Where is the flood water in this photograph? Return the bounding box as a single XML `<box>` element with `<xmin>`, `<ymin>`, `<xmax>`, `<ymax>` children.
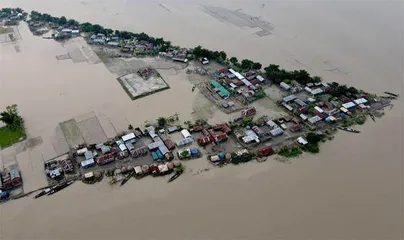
<box><xmin>0</xmin><ymin>0</ymin><xmax>403</xmax><ymax>239</ymax></box>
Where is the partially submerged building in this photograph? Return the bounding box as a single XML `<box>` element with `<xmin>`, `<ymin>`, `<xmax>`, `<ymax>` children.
<box><xmin>210</xmin><ymin>79</ymin><xmax>231</xmax><ymax>99</ymax></box>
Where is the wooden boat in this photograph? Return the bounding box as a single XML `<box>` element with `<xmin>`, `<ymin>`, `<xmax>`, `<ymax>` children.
<box><xmin>384</xmin><ymin>91</ymin><xmax>399</xmax><ymax>97</ymax></box>
<box><xmin>337</xmin><ymin>127</ymin><xmax>360</xmax><ymax>133</ymax></box>
<box><xmin>47</xmin><ymin>180</ymin><xmax>75</xmax><ymax>196</ymax></box>
<box><xmin>34</xmin><ymin>187</ymin><xmax>51</xmax><ymax>199</ymax></box>
<box><xmin>168</xmin><ymin>170</ymin><xmax>183</xmax><ymax>183</ymax></box>
<box><xmin>120</xmin><ymin>172</ymin><xmax>134</xmax><ymax>186</ymax></box>
<box><xmin>369</xmin><ymin>113</ymin><xmax>375</xmax><ymax>122</ymax></box>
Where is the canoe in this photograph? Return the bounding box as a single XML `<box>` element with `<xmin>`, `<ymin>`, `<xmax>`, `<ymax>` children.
<box><xmin>384</xmin><ymin>91</ymin><xmax>399</xmax><ymax>97</ymax></box>
<box><xmin>337</xmin><ymin>127</ymin><xmax>360</xmax><ymax>133</ymax></box>
<box><xmin>120</xmin><ymin>172</ymin><xmax>134</xmax><ymax>186</ymax></box>
<box><xmin>34</xmin><ymin>188</ymin><xmax>51</xmax><ymax>199</ymax></box>
<box><xmin>168</xmin><ymin>170</ymin><xmax>183</xmax><ymax>183</ymax></box>
<box><xmin>47</xmin><ymin>180</ymin><xmax>75</xmax><ymax>196</ymax></box>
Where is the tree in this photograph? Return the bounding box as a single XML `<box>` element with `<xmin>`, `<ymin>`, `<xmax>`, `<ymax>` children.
<box><xmin>58</xmin><ymin>16</ymin><xmax>67</xmax><ymax>25</ymax></box>
<box><xmin>181</xmin><ymin>150</ymin><xmax>190</xmax><ymax>158</ymax></box>
<box><xmin>312</xmin><ymin>76</ymin><xmax>322</xmax><ymax>83</ymax></box>
<box><xmin>157</xmin><ymin>117</ymin><xmax>167</xmax><ymax>128</ymax></box>
<box><xmin>306</xmin><ymin>132</ymin><xmax>322</xmax><ymax>144</ymax></box>
<box><xmin>241</xmin><ymin>59</ymin><xmax>254</xmax><ymax>70</ymax></box>
<box><xmin>67</xmin><ymin>19</ymin><xmax>79</xmax><ymax>27</ymax></box>
<box><xmin>219</xmin><ymin>51</ymin><xmax>227</xmax><ymax>61</ymax></box>
<box><xmin>290</xmin><ymin>69</ymin><xmax>311</xmax><ymax>84</ymax></box>
<box><xmin>229</xmin><ymin>57</ymin><xmax>238</xmax><ymax>65</ymax></box>
<box><xmin>0</xmin><ymin>104</ymin><xmax>24</xmax><ymax>131</ymax></box>
<box><xmin>252</xmin><ymin>62</ymin><xmax>262</xmax><ymax>70</ymax></box>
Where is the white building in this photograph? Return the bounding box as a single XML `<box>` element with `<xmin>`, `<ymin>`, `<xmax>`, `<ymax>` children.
<box><xmin>280</xmin><ymin>82</ymin><xmax>291</xmax><ymax>91</ymax></box>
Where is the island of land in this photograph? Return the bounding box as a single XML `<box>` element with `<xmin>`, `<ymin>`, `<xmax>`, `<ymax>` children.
<box><xmin>0</xmin><ymin>7</ymin><xmax>398</xmax><ymax>200</ymax></box>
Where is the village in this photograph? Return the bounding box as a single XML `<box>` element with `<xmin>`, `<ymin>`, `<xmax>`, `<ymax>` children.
<box><xmin>0</xmin><ymin>8</ymin><xmax>397</xmax><ymax>202</ymax></box>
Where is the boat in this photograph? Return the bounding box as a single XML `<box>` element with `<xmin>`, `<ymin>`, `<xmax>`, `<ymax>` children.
<box><xmin>384</xmin><ymin>91</ymin><xmax>399</xmax><ymax>97</ymax></box>
<box><xmin>34</xmin><ymin>187</ymin><xmax>51</xmax><ymax>199</ymax></box>
<box><xmin>337</xmin><ymin>127</ymin><xmax>360</xmax><ymax>133</ymax></box>
<box><xmin>167</xmin><ymin>170</ymin><xmax>183</xmax><ymax>183</ymax></box>
<box><xmin>120</xmin><ymin>172</ymin><xmax>134</xmax><ymax>186</ymax></box>
<box><xmin>47</xmin><ymin>180</ymin><xmax>75</xmax><ymax>196</ymax></box>
<box><xmin>369</xmin><ymin>113</ymin><xmax>376</xmax><ymax>122</ymax></box>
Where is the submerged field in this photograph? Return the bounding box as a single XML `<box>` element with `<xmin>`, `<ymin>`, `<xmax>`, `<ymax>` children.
<box><xmin>0</xmin><ymin>127</ymin><xmax>24</xmax><ymax>147</ymax></box>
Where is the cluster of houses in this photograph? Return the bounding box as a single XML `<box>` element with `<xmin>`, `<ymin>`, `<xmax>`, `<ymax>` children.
<box><xmin>279</xmin><ymin>80</ymin><xmax>370</xmax><ymax>126</ymax></box>
<box><xmin>53</xmin><ymin>27</ymin><xmax>80</xmax><ymax>40</ymax></box>
<box><xmin>210</xmin><ymin>67</ymin><xmax>267</xmax><ymax>102</ymax></box>
<box><xmin>88</xmin><ymin>33</ymin><xmax>156</xmax><ymax>54</ymax></box>
<box><xmin>159</xmin><ymin>48</ymin><xmax>189</xmax><ymax>63</ymax></box>
<box><xmin>195</xmin><ymin>123</ymin><xmax>231</xmax><ymax>146</ymax></box>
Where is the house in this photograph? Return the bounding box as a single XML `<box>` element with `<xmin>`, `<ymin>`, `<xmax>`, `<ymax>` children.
<box><xmin>342</xmin><ymin>101</ymin><xmax>356</xmax><ymax>109</ymax></box>
<box><xmin>210</xmin><ymin>79</ymin><xmax>231</xmax><ymax>99</ymax></box>
<box><xmin>314</xmin><ymin>106</ymin><xmax>324</xmax><ymax>114</ymax></box>
<box><xmin>270</xmin><ymin>127</ymin><xmax>284</xmax><ymax>137</ymax></box>
<box><xmin>256</xmin><ymin>75</ymin><xmax>265</xmax><ymax>82</ymax></box>
<box><xmin>282</xmin><ymin>95</ymin><xmax>297</xmax><ymax>103</ymax></box>
<box><xmin>299</xmin><ymin>114</ymin><xmax>308</xmax><ymax>121</ymax></box>
<box><xmin>311</xmin><ymin>88</ymin><xmax>324</xmax><ymax>95</ymax></box>
<box><xmin>228</xmin><ymin>69</ymin><xmax>245</xmax><ymax>80</ymax></box>
<box><xmin>265</xmin><ymin>120</ymin><xmax>278</xmax><ymax>129</ymax></box>
<box><xmin>252</xmin><ymin>126</ymin><xmax>264</xmax><ymax>136</ymax></box>
<box><xmin>294</xmin><ymin>99</ymin><xmax>307</xmax><ymax>107</ymax></box>
<box><xmin>242</xmin><ymin>130</ymin><xmax>260</xmax><ymax>144</ymax></box>
<box><xmin>308</xmin><ymin>116</ymin><xmax>322</xmax><ymax>125</ymax></box>
<box><xmin>297</xmin><ymin>137</ymin><xmax>308</xmax><ymax>145</ymax></box>
<box><xmin>280</xmin><ymin>82</ymin><xmax>291</xmax><ymax>91</ymax></box>
<box><xmin>290</xmin><ymin>124</ymin><xmax>302</xmax><ymax>132</ymax></box>
<box><xmin>122</xmin><ymin>133</ymin><xmax>136</xmax><ymax>143</ymax></box>
<box><xmin>241</xmin><ymin>107</ymin><xmax>256</xmax><ymax>117</ymax></box>
<box><xmin>201</xmin><ymin>57</ymin><xmax>209</xmax><ymax>65</ymax></box>
<box><xmin>181</xmin><ymin>129</ymin><xmax>192</xmax><ymax>139</ymax></box>
<box><xmin>326</xmin><ymin>116</ymin><xmax>337</xmax><ymax>122</ymax></box>
<box><xmin>282</xmin><ymin>102</ymin><xmax>293</xmax><ymax>112</ymax></box>
<box><xmin>354</xmin><ymin>98</ymin><xmax>368</xmax><ymax>105</ymax></box>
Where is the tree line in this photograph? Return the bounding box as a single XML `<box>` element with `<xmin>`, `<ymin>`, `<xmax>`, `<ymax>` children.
<box><xmin>25</xmin><ymin>9</ymin><xmax>362</xmax><ymax>97</ymax></box>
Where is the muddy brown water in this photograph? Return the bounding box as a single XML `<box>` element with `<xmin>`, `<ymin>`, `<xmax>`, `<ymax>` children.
<box><xmin>0</xmin><ymin>1</ymin><xmax>402</xmax><ymax>239</ymax></box>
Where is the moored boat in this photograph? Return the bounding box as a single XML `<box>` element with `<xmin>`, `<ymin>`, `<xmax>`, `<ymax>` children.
<box><xmin>47</xmin><ymin>180</ymin><xmax>75</xmax><ymax>196</ymax></box>
<box><xmin>168</xmin><ymin>170</ymin><xmax>183</xmax><ymax>183</ymax></box>
<box><xmin>34</xmin><ymin>187</ymin><xmax>51</xmax><ymax>199</ymax></box>
<box><xmin>337</xmin><ymin>127</ymin><xmax>360</xmax><ymax>133</ymax></box>
<box><xmin>120</xmin><ymin>172</ymin><xmax>134</xmax><ymax>186</ymax></box>
<box><xmin>384</xmin><ymin>91</ymin><xmax>399</xmax><ymax>97</ymax></box>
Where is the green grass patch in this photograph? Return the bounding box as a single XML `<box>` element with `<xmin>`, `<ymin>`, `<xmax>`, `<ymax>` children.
<box><xmin>0</xmin><ymin>127</ymin><xmax>25</xmax><ymax>147</ymax></box>
<box><xmin>278</xmin><ymin>146</ymin><xmax>303</xmax><ymax>158</ymax></box>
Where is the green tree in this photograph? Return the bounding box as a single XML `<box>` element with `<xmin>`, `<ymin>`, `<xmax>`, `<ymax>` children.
<box><xmin>58</xmin><ymin>16</ymin><xmax>67</xmax><ymax>25</ymax></box>
<box><xmin>252</xmin><ymin>62</ymin><xmax>262</xmax><ymax>70</ymax></box>
<box><xmin>0</xmin><ymin>104</ymin><xmax>24</xmax><ymax>131</ymax></box>
<box><xmin>157</xmin><ymin>117</ymin><xmax>167</xmax><ymax>128</ymax></box>
<box><xmin>219</xmin><ymin>51</ymin><xmax>227</xmax><ymax>61</ymax></box>
<box><xmin>229</xmin><ymin>57</ymin><xmax>238</xmax><ymax>65</ymax></box>
<box><xmin>180</xmin><ymin>150</ymin><xmax>190</xmax><ymax>158</ymax></box>
<box><xmin>241</xmin><ymin>59</ymin><xmax>254</xmax><ymax>70</ymax></box>
<box><xmin>306</xmin><ymin>132</ymin><xmax>322</xmax><ymax>144</ymax></box>
<box><xmin>312</xmin><ymin>76</ymin><xmax>322</xmax><ymax>83</ymax></box>
<box><xmin>67</xmin><ymin>19</ymin><xmax>79</xmax><ymax>27</ymax></box>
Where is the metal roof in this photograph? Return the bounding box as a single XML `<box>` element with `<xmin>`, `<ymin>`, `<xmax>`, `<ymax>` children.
<box><xmin>282</xmin><ymin>95</ymin><xmax>297</xmax><ymax>103</ymax></box>
<box><xmin>342</xmin><ymin>101</ymin><xmax>356</xmax><ymax>109</ymax></box>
